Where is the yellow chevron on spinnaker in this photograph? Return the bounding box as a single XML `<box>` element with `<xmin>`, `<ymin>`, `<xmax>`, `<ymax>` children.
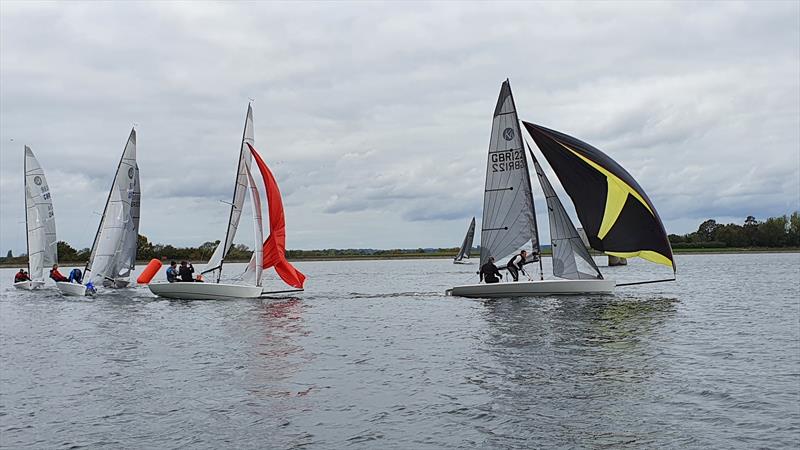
<box><xmin>555</xmin><ymin>141</ymin><xmax>654</xmax><ymax>239</ymax></box>
<box><xmin>605</xmin><ymin>250</ymin><xmax>674</xmax><ymax>268</ymax></box>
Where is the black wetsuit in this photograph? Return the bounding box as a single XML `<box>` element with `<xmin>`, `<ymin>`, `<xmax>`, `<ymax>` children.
<box><xmin>506</xmin><ymin>253</ymin><xmax>527</xmax><ymax>282</ymax></box>
<box><xmin>480</xmin><ymin>261</ymin><xmax>502</xmax><ymax>284</ymax></box>
<box><xmin>179</xmin><ymin>265</ymin><xmax>195</xmax><ymax>282</ymax></box>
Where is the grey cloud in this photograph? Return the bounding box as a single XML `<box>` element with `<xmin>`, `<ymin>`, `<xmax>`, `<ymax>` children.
<box><xmin>1</xmin><ymin>1</ymin><xmax>797</xmax><ymax>254</ymax></box>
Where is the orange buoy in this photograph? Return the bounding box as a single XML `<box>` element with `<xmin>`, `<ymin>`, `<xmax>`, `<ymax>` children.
<box><xmin>137</xmin><ymin>259</ymin><xmax>163</xmax><ymax>284</ymax></box>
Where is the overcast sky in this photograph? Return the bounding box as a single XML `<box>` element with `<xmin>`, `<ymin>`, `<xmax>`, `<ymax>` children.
<box><xmin>1</xmin><ymin>1</ymin><xmax>798</xmax><ymax>255</ymax></box>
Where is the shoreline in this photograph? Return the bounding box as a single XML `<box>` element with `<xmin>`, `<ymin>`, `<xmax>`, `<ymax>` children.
<box><xmin>1</xmin><ymin>248</ymin><xmax>798</xmax><ymax>268</ymax></box>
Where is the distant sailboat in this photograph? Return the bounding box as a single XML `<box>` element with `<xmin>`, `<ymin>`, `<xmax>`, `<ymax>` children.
<box><xmin>57</xmin><ymin>129</ymin><xmax>139</xmax><ymax>296</ymax></box>
<box><xmin>447</xmin><ymin>80</ymin><xmax>674</xmax><ymax>298</ymax></box>
<box><xmin>14</xmin><ymin>147</ymin><xmax>57</xmax><ymax>290</ymax></box>
<box><xmin>453</xmin><ymin>217</ymin><xmax>476</xmax><ymax>264</ymax></box>
<box><xmin>148</xmin><ymin>104</ymin><xmax>305</xmax><ymax>300</ymax></box>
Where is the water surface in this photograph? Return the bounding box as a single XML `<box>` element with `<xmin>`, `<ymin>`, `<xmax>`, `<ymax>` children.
<box><xmin>1</xmin><ymin>253</ymin><xmax>799</xmax><ymax>448</ymax></box>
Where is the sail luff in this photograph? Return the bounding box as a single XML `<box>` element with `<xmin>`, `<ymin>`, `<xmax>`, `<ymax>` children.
<box><xmin>479</xmin><ymin>80</ymin><xmax>539</xmax><ymax>266</ymax></box>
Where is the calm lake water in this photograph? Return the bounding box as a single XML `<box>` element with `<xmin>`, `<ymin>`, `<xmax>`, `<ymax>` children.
<box><xmin>1</xmin><ymin>253</ymin><xmax>799</xmax><ymax>449</ymax></box>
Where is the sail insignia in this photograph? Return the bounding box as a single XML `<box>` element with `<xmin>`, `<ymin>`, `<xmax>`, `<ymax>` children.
<box><xmin>523</xmin><ymin>121</ymin><xmax>675</xmax><ymax>271</ymax></box>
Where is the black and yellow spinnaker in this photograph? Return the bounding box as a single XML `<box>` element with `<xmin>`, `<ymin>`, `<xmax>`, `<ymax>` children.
<box><xmin>522</xmin><ymin>122</ymin><xmax>676</xmax><ymax>272</ymax></box>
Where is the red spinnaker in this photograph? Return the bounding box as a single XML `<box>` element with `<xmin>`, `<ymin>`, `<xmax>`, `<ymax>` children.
<box><xmin>247</xmin><ymin>143</ymin><xmax>306</xmax><ymax>289</ymax></box>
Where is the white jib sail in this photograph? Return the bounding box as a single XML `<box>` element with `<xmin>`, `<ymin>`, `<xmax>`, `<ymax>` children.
<box><xmin>203</xmin><ymin>104</ymin><xmax>254</xmax><ymax>281</ymax></box>
<box><xmin>85</xmin><ymin>129</ymin><xmax>137</xmax><ymax>285</ymax></box>
<box><xmin>530</xmin><ymin>151</ymin><xmax>602</xmax><ymax>280</ymax></box>
<box><xmin>241</xmin><ymin>163</ymin><xmax>264</xmax><ymax>286</ymax></box>
<box><xmin>24</xmin><ymin>146</ymin><xmax>57</xmax><ymax>281</ymax></box>
<box><xmin>479</xmin><ymin>80</ymin><xmax>539</xmax><ymax>266</ymax></box>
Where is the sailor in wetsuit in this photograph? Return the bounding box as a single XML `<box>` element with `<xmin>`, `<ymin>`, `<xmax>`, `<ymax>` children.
<box><xmin>506</xmin><ymin>250</ymin><xmax>528</xmax><ymax>282</ymax></box>
<box><xmin>178</xmin><ymin>261</ymin><xmax>195</xmax><ymax>282</ymax></box>
<box><xmin>14</xmin><ymin>269</ymin><xmax>30</xmax><ymax>283</ymax></box>
<box><xmin>49</xmin><ymin>264</ymin><xmax>68</xmax><ymax>282</ymax></box>
<box><xmin>480</xmin><ymin>257</ymin><xmax>502</xmax><ymax>284</ymax></box>
<box><xmin>165</xmin><ymin>261</ymin><xmax>180</xmax><ymax>283</ymax></box>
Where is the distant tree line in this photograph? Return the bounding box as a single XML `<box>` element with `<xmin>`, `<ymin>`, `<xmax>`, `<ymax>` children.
<box><xmin>668</xmin><ymin>212</ymin><xmax>799</xmax><ymax>248</ymax></box>
<box><xmin>2</xmin><ymin>213</ymin><xmax>797</xmax><ymax>266</ymax></box>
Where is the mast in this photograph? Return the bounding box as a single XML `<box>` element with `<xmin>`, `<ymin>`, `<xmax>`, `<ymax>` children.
<box><xmin>23</xmin><ymin>147</ymin><xmax>30</xmax><ymax>275</ymax></box>
<box><xmin>216</xmin><ymin>103</ymin><xmax>252</xmax><ymax>283</ymax></box>
<box><xmin>524</xmin><ymin>140</ymin><xmax>544</xmax><ymax>280</ymax></box>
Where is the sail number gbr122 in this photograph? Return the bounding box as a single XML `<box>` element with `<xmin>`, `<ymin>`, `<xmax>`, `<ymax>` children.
<box><xmin>490</xmin><ymin>149</ymin><xmax>524</xmax><ymax>172</ymax></box>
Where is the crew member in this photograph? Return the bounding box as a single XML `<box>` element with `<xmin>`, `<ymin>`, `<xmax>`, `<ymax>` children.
<box><xmin>166</xmin><ymin>261</ymin><xmax>180</xmax><ymax>283</ymax></box>
<box><xmin>68</xmin><ymin>268</ymin><xmax>83</xmax><ymax>283</ymax></box>
<box><xmin>14</xmin><ymin>269</ymin><xmax>30</xmax><ymax>283</ymax></box>
<box><xmin>179</xmin><ymin>261</ymin><xmax>195</xmax><ymax>282</ymax></box>
<box><xmin>506</xmin><ymin>249</ymin><xmax>528</xmax><ymax>282</ymax></box>
<box><xmin>480</xmin><ymin>257</ymin><xmax>502</xmax><ymax>284</ymax></box>
<box><xmin>49</xmin><ymin>264</ymin><xmax>68</xmax><ymax>282</ymax></box>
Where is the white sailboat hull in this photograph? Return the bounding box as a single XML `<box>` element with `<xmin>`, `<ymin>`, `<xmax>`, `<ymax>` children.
<box><xmin>56</xmin><ymin>281</ymin><xmax>88</xmax><ymax>296</ymax></box>
<box><xmin>446</xmin><ymin>278</ymin><xmax>616</xmax><ymax>298</ymax></box>
<box><xmin>148</xmin><ymin>282</ymin><xmax>264</xmax><ymax>300</ymax></box>
<box><xmin>13</xmin><ymin>280</ymin><xmax>45</xmax><ymax>290</ymax></box>
<box><xmin>453</xmin><ymin>259</ymin><xmax>473</xmax><ymax>265</ymax></box>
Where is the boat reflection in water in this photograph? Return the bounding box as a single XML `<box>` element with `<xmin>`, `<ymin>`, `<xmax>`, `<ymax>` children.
<box><xmin>474</xmin><ymin>296</ymin><xmax>679</xmax><ymax>447</ymax></box>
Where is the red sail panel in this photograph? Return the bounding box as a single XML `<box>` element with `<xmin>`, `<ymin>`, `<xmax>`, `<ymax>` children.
<box><xmin>247</xmin><ymin>143</ymin><xmax>306</xmax><ymax>289</ymax></box>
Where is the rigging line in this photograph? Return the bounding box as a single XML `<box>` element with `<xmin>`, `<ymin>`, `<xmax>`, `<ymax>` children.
<box><xmin>616</xmin><ymin>278</ymin><xmax>676</xmax><ymax>287</ymax></box>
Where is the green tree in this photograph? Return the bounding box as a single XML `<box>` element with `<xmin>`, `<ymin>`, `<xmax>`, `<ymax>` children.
<box><xmin>757</xmin><ymin>216</ymin><xmax>788</xmax><ymax>247</ymax></box>
<box><xmin>788</xmin><ymin>211</ymin><xmax>800</xmax><ymax>246</ymax></box>
<box><xmin>697</xmin><ymin>219</ymin><xmax>720</xmax><ymax>242</ymax></box>
<box><xmin>56</xmin><ymin>241</ymin><xmax>78</xmax><ymax>261</ymax></box>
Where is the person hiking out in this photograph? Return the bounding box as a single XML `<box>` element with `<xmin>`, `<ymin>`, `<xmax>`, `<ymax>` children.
<box><xmin>14</xmin><ymin>269</ymin><xmax>30</xmax><ymax>283</ymax></box>
<box><xmin>68</xmin><ymin>268</ymin><xmax>83</xmax><ymax>283</ymax></box>
<box><xmin>49</xmin><ymin>264</ymin><xmax>68</xmax><ymax>282</ymax></box>
<box><xmin>506</xmin><ymin>250</ymin><xmax>528</xmax><ymax>282</ymax></box>
<box><xmin>480</xmin><ymin>257</ymin><xmax>502</xmax><ymax>284</ymax></box>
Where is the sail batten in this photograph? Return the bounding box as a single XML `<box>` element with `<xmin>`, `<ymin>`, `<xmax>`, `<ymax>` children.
<box><xmin>523</xmin><ymin>121</ymin><xmax>675</xmax><ymax>271</ymax></box>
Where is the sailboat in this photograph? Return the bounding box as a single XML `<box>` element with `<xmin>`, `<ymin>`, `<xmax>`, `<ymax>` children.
<box><xmin>148</xmin><ymin>104</ymin><xmax>305</xmax><ymax>300</ymax></box>
<box><xmin>14</xmin><ymin>146</ymin><xmax>58</xmax><ymax>290</ymax></box>
<box><xmin>447</xmin><ymin>80</ymin><xmax>674</xmax><ymax>298</ymax></box>
<box><xmin>57</xmin><ymin>129</ymin><xmax>140</xmax><ymax>296</ymax></box>
<box><xmin>453</xmin><ymin>217</ymin><xmax>476</xmax><ymax>264</ymax></box>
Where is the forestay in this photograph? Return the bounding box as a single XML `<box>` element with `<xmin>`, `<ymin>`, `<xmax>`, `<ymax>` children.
<box><xmin>479</xmin><ymin>80</ymin><xmax>539</xmax><ymax>266</ymax></box>
<box><xmin>24</xmin><ymin>146</ymin><xmax>57</xmax><ymax>281</ymax></box>
<box><xmin>530</xmin><ymin>149</ymin><xmax>602</xmax><ymax>280</ymax></box>
<box><xmin>455</xmin><ymin>217</ymin><xmax>476</xmax><ymax>262</ymax></box>
<box><xmin>85</xmin><ymin>129</ymin><xmax>137</xmax><ymax>285</ymax></box>
<box><xmin>203</xmin><ymin>104</ymin><xmax>254</xmax><ymax>282</ymax></box>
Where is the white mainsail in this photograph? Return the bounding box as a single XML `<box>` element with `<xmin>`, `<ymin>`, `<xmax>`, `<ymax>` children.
<box><xmin>454</xmin><ymin>217</ymin><xmax>476</xmax><ymax>262</ymax></box>
<box><xmin>530</xmin><ymin>150</ymin><xmax>602</xmax><ymax>280</ymax></box>
<box><xmin>479</xmin><ymin>80</ymin><xmax>539</xmax><ymax>266</ymax></box>
<box><xmin>118</xmin><ymin>164</ymin><xmax>140</xmax><ymax>279</ymax></box>
<box><xmin>24</xmin><ymin>146</ymin><xmax>57</xmax><ymax>281</ymax></box>
<box><xmin>203</xmin><ymin>104</ymin><xmax>254</xmax><ymax>282</ymax></box>
<box><xmin>85</xmin><ymin>129</ymin><xmax>137</xmax><ymax>286</ymax></box>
